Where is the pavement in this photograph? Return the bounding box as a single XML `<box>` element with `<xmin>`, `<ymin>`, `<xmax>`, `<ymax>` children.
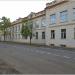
<box><xmin>0</xmin><ymin>59</ymin><xmax>20</xmax><ymax>74</ymax></box>
<box><xmin>0</xmin><ymin>42</ymin><xmax>75</xmax><ymax>74</ymax></box>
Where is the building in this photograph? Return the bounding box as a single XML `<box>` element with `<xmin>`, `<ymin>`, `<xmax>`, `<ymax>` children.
<box><xmin>4</xmin><ymin>0</ymin><xmax>75</xmax><ymax>48</ymax></box>
<box><xmin>46</xmin><ymin>0</ymin><xmax>75</xmax><ymax>48</ymax></box>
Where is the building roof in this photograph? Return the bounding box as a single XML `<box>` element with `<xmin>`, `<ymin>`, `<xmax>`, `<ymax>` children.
<box><xmin>11</xmin><ymin>0</ymin><xmax>68</xmax><ymax>26</ymax></box>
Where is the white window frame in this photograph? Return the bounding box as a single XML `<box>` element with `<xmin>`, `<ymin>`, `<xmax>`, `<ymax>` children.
<box><xmin>74</xmin><ymin>28</ymin><xmax>75</xmax><ymax>39</ymax></box>
<box><xmin>73</xmin><ymin>8</ymin><xmax>75</xmax><ymax>20</ymax></box>
<box><xmin>60</xmin><ymin>10</ymin><xmax>68</xmax><ymax>23</ymax></box>
<box><xmin>50</xmin><ymin>14</ymin><xmax>56</xmax><ymax>24</ymax></box>
<box><xmin>51</xmin><ymin>30</ymin><xmax>55</xmax><ymax>39</ymax></box>
<box><xmin>35</xmin><ymin>20</ymin><xmax>39</xmax><ymax>28</ymax></box>
<box><xmin>41</xmin><ymin>18</ymin><xmax>46</xmax><ymax>27</ymax></box>
<box><xmin>61</xmin><ymin>29</ymin><xmax>66</xmax><ymax>39</ymax></box>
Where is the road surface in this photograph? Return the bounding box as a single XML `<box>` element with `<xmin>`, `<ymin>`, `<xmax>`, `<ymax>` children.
<box><xmin>0</xmin><ymin>42</ymin><xmax>75</xmax><ymax>74</ymax></box>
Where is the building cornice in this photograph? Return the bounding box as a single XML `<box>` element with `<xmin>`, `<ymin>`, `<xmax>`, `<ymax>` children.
<box><xmin>48</xmin><ymin>22</ymin><xmax>75</xmax><ymax>28</ymax></box>
<box><xmin>45</xmin><ymin>0</ymin><xmax>68</xmax><ymax>10</ymax></box>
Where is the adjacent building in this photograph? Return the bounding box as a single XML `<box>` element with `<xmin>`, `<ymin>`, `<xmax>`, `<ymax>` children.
<box><xmin>4</xmin><ymin>0</ymin><xmax>75</xmax><ymax>48</ymax></box>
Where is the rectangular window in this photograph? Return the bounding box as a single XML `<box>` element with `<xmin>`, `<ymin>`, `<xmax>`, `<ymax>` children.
<box><xmin>13</xmin><ymin>27</ymin><xmax>14</xmax><ymax>32</ymax></box>
<box><xmin>36</xmin><ymin>32</ymin><xmax>38</xmax><ymax>39</ymax></box>
<box><xmin>12</xmin><ymin>34</ymin><xmax>14</xmax><ymax>39</ymax></box>
<box><xmin>41</xmin><ymin>18</ymin><xmax>46</xmax><ymax>27</ymax></box>
<box><xmin>74</xmin><ymin>28</ymin><xmax>75</xmax><ymax>39</ymax></box>
<box><xmin>51</xmin><ymin>30</ymin><xmax>55</xmax><ymax>39</ymax></box>
<box><xmin>15</xmin><ymin>26</ymin><xmax>17</xmax><ymax>32</ymax></box>
<box><xmin>50</xmin><ymin>14</ymin><xmax>56</xmax><ymax>24</ymax></box>
<box><xmin>16</xmin><ymin>34</ymin><xmax>17</xmax><ymax>39</ymax></box>
<box><xmin>35</xmin><ymin>20</ymin><xmax>39</xmax><ymax>28</ymax></box>
<box><xmin>73</xmin><ymin>8</ymin><xmax>75</xmax><ymax>20</ymax></box>
<box><xmin>42</xmin><ymin>32</ymin><xmax>45</xmax><ymax>39</ymax></box>
<box><xmin>60</xmin><ymin>10</ymin><xmax>68</xmax><ymax>22</ymax></box>
<box><xmin>61</xmin><ymin>29</ymin><xmax>66</xmax><ymax>39</ymax></box>
<box><xmin>18</xmin><ymin>25</ymin><xmax>20</xmax><ymax>31</ymax></box>
<box><xmin>18</xmin><ymin>34</ymin><xmax>20</xmax><ymax>39</ymax></box>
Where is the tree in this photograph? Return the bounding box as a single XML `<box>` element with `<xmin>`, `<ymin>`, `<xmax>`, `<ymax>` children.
<box><xmin>0</xmin><ymin>16</ymin><xmax>11</xmax><ymax>41</ymax></box>
<box><xmin>21</xmin><ymin>18</ymin><xmax>33</xmax><ymax>45</ymax></box>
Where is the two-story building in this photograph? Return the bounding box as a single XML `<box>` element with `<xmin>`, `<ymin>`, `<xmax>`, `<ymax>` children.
<box><xmin>5</xmin><ymin>0</ymin><xmax>75</xmax><ymax>48</ymax></box>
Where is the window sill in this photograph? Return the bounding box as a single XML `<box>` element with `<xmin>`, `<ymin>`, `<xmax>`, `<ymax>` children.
<box><xmin>51</xmin><ymin>38</ymin><xmax>55</xmax><ymax>39</ymax></box>
<box><xmin>50</xmin><ymin>23</ymin><xmax>56</xmax><ymax>25</ymax></box>
<box><xmin>42</xmin><ymin>39</ymin><xmax>45</xmax><ymax>40</ymax></box>
<box><xmin>61</xmin><ymin>38</ymin><xmax>66</xmax><ymax>40</ymax></box>
<box><xmin>60</xmin><ymin>21</ymin><xmax>68</xmax><ymax>23</ymax></box>
<box><xmin>41</xmin><ymin>26</ymin><xmax>46</xmax><ymax>28</ymax></box>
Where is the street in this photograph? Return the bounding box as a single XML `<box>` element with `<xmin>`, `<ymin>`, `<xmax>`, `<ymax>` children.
<box><xmin>0</xmin><ymin>42</ymin><xmax>75</xmax><ymax>74</ymax></box>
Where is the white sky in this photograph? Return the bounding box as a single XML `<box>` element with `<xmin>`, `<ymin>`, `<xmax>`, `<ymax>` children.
<box><xmin>0</xmin><ymin>0</ymin><xmax>53</xmax><ymax>22</ymax></box>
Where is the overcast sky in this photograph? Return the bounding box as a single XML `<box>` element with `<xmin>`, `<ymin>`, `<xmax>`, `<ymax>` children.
<box><xmin>0</xmin><ymin>0</ymin><xmax>53</xmax><ymax>22</ymax></box>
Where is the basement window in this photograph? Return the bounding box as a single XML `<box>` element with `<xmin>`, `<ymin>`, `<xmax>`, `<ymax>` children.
<box><xmin>60</xmin><ymin>44</ymin><xmax>66</xmax><ymax>47</ymax></box>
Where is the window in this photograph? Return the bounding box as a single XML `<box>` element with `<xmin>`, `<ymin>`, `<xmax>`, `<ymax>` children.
<box><xmin>14</xmin><ymin>34</ymin><xmax>16</xmax><ymax>39</ymax></box>
<box><xmin>12</xmin><ymin>27</ymin><xmax>14</xmax><ymax>32</ymax></box>
<box><xmin>51</xmin><ymin>30</ymin><xmax>55</xmax><ymax>39</ymax></box>
<box><xmin>73</xmin><ymin>8</ymin><xmax>75</xmax><ymax>20</ymax></box>
<box><xmin>18</xmin><ymin>25</ymin><xmax>20</xmax><ymax>31</ymax></box>
<box><xmin>18</xmin><ymin>34</ymin><xmax>20</xmax><ymax>39</ymax></box>
<box><xmin>60</xmin><ymin>10</ymin><xmax>68</xmax><ymax>22</ymax></box>
<box><xmin>15</xmin><ymin>26</ymin><xmax>17</xmax><ymax>32</ymax></box>
<box><xmin>16</xmin><ymin>34</ymin><xmax>17</xmax><ymax>39</ymax></box>
<box><xmin>50</xmin><ymin>14</ymin><xmax>56</xmax><ymax>24</ymax></box>
<box><xmin>74</xmin><ymin>28</ymin><xmax>75</xmax><ymax>39</ymax></box>
<box><xmin>41</xmin><ymin>18</ymin><xmax>46</xmax><ymax>27</ymax></box>
<box><xmin>61</xmin><ymin>29</ymin><xmax>66</xmax><ymax>39</ymax></box>
<box><xmin>50</xmin><ymin>44</ymin><xmax>55</xmax><ymax>46</ymax></box>
<box><xmin>12</xmin><ymin>33</ymin><xmax>14</xmax><ymax>39</ymax></box>
<box><xmin>35</xmin><ymin>20</ymin><xmax>39</xmax><ymax>28</ymax></box>
<box><xmin>42</xmin><ymin>32</ymin><xmax>45</xmax><ymax>39</ymax></box>
<box><xmin>36</xmin><ymin>32</ymin><xmax>38</xmax><ymax>39</ymax></box>
<box><xmin>60</xmin><ymin>44</ymin><xmax>66</xmax><ymax>47</ymax></box>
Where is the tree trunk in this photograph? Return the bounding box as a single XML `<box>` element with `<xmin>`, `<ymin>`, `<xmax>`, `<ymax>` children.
<box><xmin>30</xmin><ymin>37</ymin><xmax>32</xmax><ymax>45</ymax></box>
<box><xmin>4</xmin><ymin>32</ymin><xmax>6</xmax><ymax>41</ymax></box>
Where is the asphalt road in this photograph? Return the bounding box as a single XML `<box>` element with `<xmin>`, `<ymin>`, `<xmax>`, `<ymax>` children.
<box><xmin>0</xmin><ymin>42</ymin><xmax>75</xmax><ymax>74</ymax></box>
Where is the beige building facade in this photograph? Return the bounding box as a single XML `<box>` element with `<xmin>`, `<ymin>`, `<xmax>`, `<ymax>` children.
<box><xmin>46</xmin><ymin>0</ymin><xmax>75</xmax><ymax>48</ymax></box>
<box><xmin>4</xmin><ymin>0</ymin><xmax>75</xmax><ymax>48</ymax></box>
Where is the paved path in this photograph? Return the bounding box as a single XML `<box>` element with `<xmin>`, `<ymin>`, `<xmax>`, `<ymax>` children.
<box><xmin>0</xmin><ymin>59</ymin><xmax>20</xmax><ymax>74</ymax></box>
<box><xmin>0</xmin><ymin>42</ymin><xmax>75</xmax><ymax>74</ymax></box>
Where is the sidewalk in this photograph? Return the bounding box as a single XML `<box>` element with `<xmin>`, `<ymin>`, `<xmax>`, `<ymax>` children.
<box><xmin>1</xmin><ymin>41</ymin><xmax>75</xmax><ymax>52</ymax></box>
<box><xmin>0</xmin><ymin>59</ymin><xmax>20</xmax><ymax>74</ymax></box>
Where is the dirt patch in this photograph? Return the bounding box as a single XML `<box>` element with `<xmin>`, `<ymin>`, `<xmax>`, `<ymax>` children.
<box><xmin>0</xmin><ymin>59</ymin><xmax>20</xmax><ymax>74</ymax></box>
